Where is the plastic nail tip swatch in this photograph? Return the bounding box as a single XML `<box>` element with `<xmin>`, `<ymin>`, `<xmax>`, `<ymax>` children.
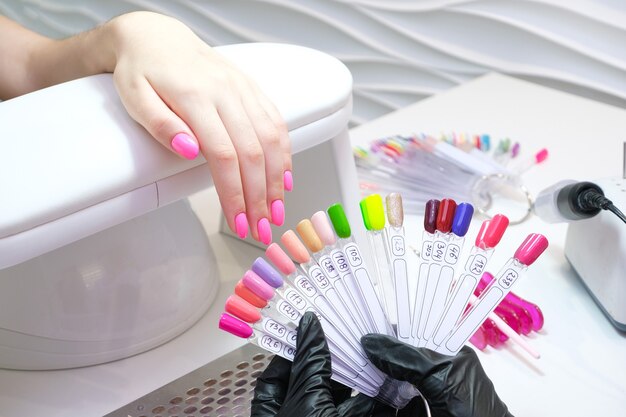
<box><xmin>219</xmin><ymin>192</ymin><xmax>549</xmax><ymax>409</ymax></box>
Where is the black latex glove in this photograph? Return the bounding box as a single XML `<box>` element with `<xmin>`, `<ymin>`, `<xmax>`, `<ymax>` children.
<box><xmin>252</xmin><ymin>312</ymin><xmax>393</xmax><ymax>417</ymax></box>
<box><xmin>361</xmin><ymin>334</ymin><xmax>514</xmax><ymax>417</ymax></box>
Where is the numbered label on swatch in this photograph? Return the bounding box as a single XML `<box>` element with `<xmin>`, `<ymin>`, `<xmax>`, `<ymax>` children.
<box><xmin>282</xmin><ymin>345</ymin><xmax>296</xmax><ymax>360</ymax></box>
<box><xmin>259</xmin><ymin>334</ymin><xmax>296</xmax><ymax>360</ymax></box>
<box><xmin>498</xmin><ymin>269</ymin><xmax>519</xmax><ymax>289</ymax></box>
<box><xmin>466</xmin><ymin>254</ymin><xmax>487</xmax><ymax>276</ymax></box>
<box><xmin>294</xmin><ymin>275</ymin><xmax>317</xmax><ymax>298</ymax></box>
<box><xmin>319</xmin><ymin>256</ymin><xmax>338</xmax><ymax>278</ymax></box>
<box><xmin>309</xmin><ymin>266</ymin><xmax>331</xmax><ymax>290</ymax></box>
<box><xmin>422</xmin><ymin>240</ymin><xmax>433</xmax><ymax>260</ymax></box>
<box><xmin>445</xmin><ymin>244</ymin><xmax>460</xmax><ymax>265</ymax></box>
<box><xmin>263</xmin><ymin>318</ymin><xmax>296</xmax><ymax>345</ymax></box>
<box><xmin>390</xmin><ymin>235</ymin><xmax>405</xmax><ymax>256</ymax></box>
<box><xmin>283</xmin><ymin>288</ymin><xmax>307</xmax><ymax>312</ymax></box>
<box><xmin>331</xmin><ymin>250</ymin><xmax>351</xmax><ymax>275</ymax></box>
<box><xmin>260</xmin><ymin>334</ymin><xmax>283</xmax><ymax>354</ymax></box>
<box><xmin>277</xmin><ymin>299</ymin><xmax>301</xmax><ymax>321</ymax></box>
<box><xmin>431</xmin><ymin>241</ymin><xmax>446</xmax><ymax>262</ymax></box>
<box><xmin>344</xmin><ymin>244</ymin><xmax>363</xmax><ymax>268</ymax></box>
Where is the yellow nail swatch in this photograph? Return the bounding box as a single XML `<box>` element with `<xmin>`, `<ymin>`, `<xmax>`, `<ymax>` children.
<box><xmin>360</xmin><ymin>194</ymin><xmax>386</xmax><ymax>231</ymax></box>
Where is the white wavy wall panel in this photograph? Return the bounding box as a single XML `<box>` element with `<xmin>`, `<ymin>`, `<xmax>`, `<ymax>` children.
<box><xmin>2</xmin><ymin>0</ymin><xmax>625</xmax><ymax>124</ymax></box>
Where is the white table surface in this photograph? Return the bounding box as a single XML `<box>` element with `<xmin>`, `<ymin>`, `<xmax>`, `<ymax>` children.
<box><xmin>350</xmin><ymin>73</ymin><xmax>626</xmax><ymax>416</ymax></box>
<box><xmin>1</xmin><ymin>73</ymin><xmax>625</xmax><ymax>416</ymax></box>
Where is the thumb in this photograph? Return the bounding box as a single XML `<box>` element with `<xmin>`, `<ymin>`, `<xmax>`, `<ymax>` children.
<box><xmin>114</xmin><ymin>74</ymin><xmax>200</xmax><ymax>160</ymax></box>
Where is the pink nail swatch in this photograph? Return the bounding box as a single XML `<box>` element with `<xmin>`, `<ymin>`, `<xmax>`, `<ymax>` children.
<box><xmin>271</xmin><ymin>200</ymin><xmax>285</xmax><ymax>226</ymax></box>
<box><xmin>219</xmin><ymin>313</ymin><xmax>253</xmax><ymax>338</ymax></box>
<box><xmin>258</xmin><ymin>218</ymin><xmax>272</xmax><ymax>245</ymax></box>
<box><xmin>283</xmin><ymin>170</ymin><xmax>293</xmax><ymax>191</ymax></box>
<box><xmin>242</xmin><ymin>270</ymin><xmax>275</xmax><ymax>300</ymax></box>
<box><xmin>235</xmin><ymin>213</ymin><xmax>249</xmax><ymax>239</ymax></box>
<box><xmin>266</xmin><ymin>243</ymin><xmax>296</xmax><ymax>276</ymax></box>
<box><xmin>171</xmin><ymin>133</ymin><xmax>199</xmax><ymax>160</ymax></box>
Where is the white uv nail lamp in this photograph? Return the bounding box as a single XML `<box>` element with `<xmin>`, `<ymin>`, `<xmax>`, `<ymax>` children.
<box><xmin>0</xmin><ymin>43</ymin><xmax>362</xmax><ymax>370</ymax></box>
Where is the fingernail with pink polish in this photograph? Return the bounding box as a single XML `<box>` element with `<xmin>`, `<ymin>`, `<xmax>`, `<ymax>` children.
<box><xmin>171</xmin><ymin>133</ymin><xmax>199</xmax><ymax>160</ymax></box>
<box><xmin>271</xmin><ymin>200</ymin><xmax>285</xmax><ymax>226</ymax></box>
<box><xmin>283</xmin><ymin>170</ymin><xmax>293</xmax><ymax>192</ymax></box>
<box><xmin>258</xmin><ymin>218</ymin><xmax>272</xmax><ymax>245</ymax></box>
<box><xmin>235</xmin><ymin>213</ymin><xmax>248</xmax><ymax>239</ymax></box>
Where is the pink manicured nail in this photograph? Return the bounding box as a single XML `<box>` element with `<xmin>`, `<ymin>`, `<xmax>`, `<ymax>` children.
<box><xmin>271</xmin><ymin>200</ymin><xmax>285</xmax><ymax>226</ymax></box>
<box><xmin>234</xmin><ymin>213</ymin><xmax>248</xmax><ymax>239</ymax></box>
<box><xmin>283</xmin><ymin>170</ymin><xmax>293</xmax><ymax>191</ymax></box>
<box><xmin>171</xmin><ymin>133</ymin><xmax>199</xmax><ymax>160</ymax></box>
<box><xmin>258</xmin><ymin>218</ymin><xmax>272</xmax><ymax>245</ymax></box>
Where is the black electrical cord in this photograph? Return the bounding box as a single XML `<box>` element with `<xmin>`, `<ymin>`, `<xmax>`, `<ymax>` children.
<box><xmin>578</xmin><ymin>188</ymin><xmax>626</xmax><ymax>225</ymax></box>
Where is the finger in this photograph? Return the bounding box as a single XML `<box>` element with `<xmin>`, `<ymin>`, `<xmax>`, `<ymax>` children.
<box><xmin>248</xmin><ymin>81</ymin><xmax>293</xmax><ymax>192</ymax></box>
<box><xmin>218</xmin><ymin>97</ymin><xmax>271</xmax><ymax>244</ymax></box>
<box><xmin>361</xmin><ymin>334</ymin><xmax>453</xmax><ymax>387</ymax></box>
<box><xmin>329</xmin><ymin>379</ymin><xmax>353</xmax><ymax>405</ymax></box>
<box><xmin>251</xmin><ymin>355</ymin><xmax>292</xmax><ymax>417</ymax></box>
<box><xmin>180</xmin><ymin>106</ymin><xmax>248</xmax><ymax>239</ymax></box>
<box><xmin>114</xmin><ymin>75</ymin><xmax>199</xmax><ymax>160</ymax></box>
<box><xmin>241</xmin><ymin>92</ymin><xmax>285</xmax><ymax>226</ymax></box>
<box><xmin>278</xmin><ymin>312</ymin><xmax>336</xmax><ymax>414</ymax></box>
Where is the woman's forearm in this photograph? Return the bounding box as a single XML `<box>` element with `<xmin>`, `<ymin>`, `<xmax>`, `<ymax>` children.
<box><xmin>0</xmin><ymin>15</ymin><xmax>116</xmax><ymax>100</ymax></box>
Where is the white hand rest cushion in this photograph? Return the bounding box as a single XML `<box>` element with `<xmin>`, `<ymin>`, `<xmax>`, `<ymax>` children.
<box><xmin>0</xmin><ymin>43</ymin><xmax>352</xmax><ymax>269</ymax></box>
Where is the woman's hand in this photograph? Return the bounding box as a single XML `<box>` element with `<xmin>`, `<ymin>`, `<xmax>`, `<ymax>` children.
<box><xmin>0</xmin><ymin>12</ymin><xmax>292</xmax><ymax>244</ymax></box>
<box><xmin>110</xmin><ymin>12</ymin><xmax>291</xmax><ymax>244</ymax></box>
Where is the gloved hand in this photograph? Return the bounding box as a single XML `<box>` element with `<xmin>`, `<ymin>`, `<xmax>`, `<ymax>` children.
<box><xmin>251</xmin><ymin>312</ymin><xmax>392</xmax><ymax>417</ymax></box>
<box><xmin>252</xmin><ymin>311</ymin><xmax>512</xmax><ymax>417</ymax></box>
<box><xmin>361</xmin><ymin>334</ymin><xmax>514</xmax><ymax>417</ymax></box>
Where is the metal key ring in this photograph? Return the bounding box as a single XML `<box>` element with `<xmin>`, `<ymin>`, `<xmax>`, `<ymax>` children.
<box><xmin>471</xmin><ymin>173</ymin><xmax>534</xmax><ymax>225</ymax></box>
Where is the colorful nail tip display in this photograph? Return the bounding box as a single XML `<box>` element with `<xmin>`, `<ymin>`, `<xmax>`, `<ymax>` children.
<box><xmin>535</xmin><ymin>148</ymin><xmax>549</xmax><ymax>163</ymax></box>
<box><xmin>251</xmin><ymin>257</ymin><xmax>284</xmax><ymax>288</ymax></box>
<box><xmin>482</xmin><ymin>215</ymin><xmax>509</xmax><ymax>248</ymax></box>
<box><xmin>436</xmin><ymin>199</ymin><xmax>457</xmax><ymax>233</ymax></box>
<box><xmin>235</xmin><ymin>281</ymin><xmax>268</xmax><ymax>308</ymax></box>
<box><xmin>281</xmin><ymin>230</ymin><xmax>311</xmax><ymax>263</ymax></box>
<box><xmin>451</xmin><ymin>203</ymin><xmax>474</xmax><ymax>237</ymax></box>
<box><xmin>219</xmin><ymin>313</ymin><xmax>253</xmax><ymax>338</ymax></box>
<box><xmin>475</xmin><ymin>220</ymin><xmax>490</xmax><ymax>248</ymax></box>
<box><xmin>311</xmin><ymin>211</ymin><xmax>337</xmax><ymax>246</ymax></box>
<box><xmin>266</xmin><ymin>243</ymin><xmax>297</xmax><ymax>275</ymax></box>
<box><xmin>385</xmin><ymin>193</ymin><xmax>404</xmax><ymax>228</ymax></box>
<box><xmin>242</xmin><ymin>270</ymin><xmax>275</xmax><ymax>300</ymax></box>
<box><xmin>220</xmin><ymin>192</ymin><xmax>549</xmax><ymax>401</ymax></box>
<box><xmin>225</xmin><ymin>294</ymin><xmax>261</xmax><ymax>323</ymax></box>
<box><xmin>327</xmin><ymin>204</ymin><xmax>352</xmax><ymax>238</ymax></box>
<box><xmin>360</xmin><ymin>194</ymin><xmax>385</xmax><ymax>231</ymax></box>
<box><xmin>424</xmin><ymin>199</ymin><xmax>440</xmax><ymax>234</ymax></box>
<box><xmin>514</xmin><ymin>234</ymin><xmax>549</xmax><ymax>266</ymax></box>
<box><xmin>296</xmin><ymin>219</ymin><xmax>324</xmax><ymax>253</ymax></box>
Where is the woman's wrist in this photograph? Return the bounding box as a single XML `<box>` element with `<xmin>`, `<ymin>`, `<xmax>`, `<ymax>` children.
<box><xmin>21</xmin><ymin>18</ymin><xmax>117</xmax><ymax>94</ymax></box>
